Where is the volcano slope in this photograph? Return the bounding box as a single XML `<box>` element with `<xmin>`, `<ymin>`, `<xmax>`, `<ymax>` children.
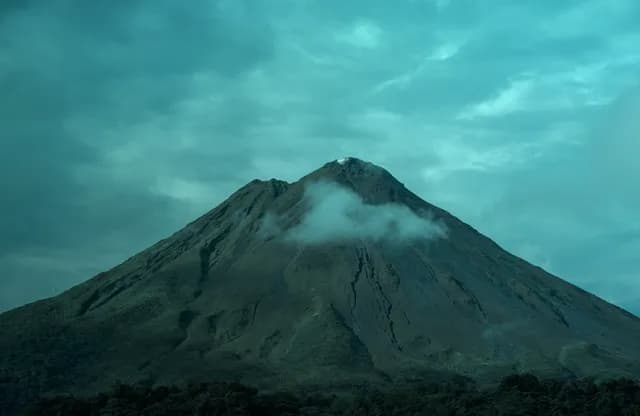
<box><xmin>1</xmin><ymin>158</ymin><xmax>639</xmax><ymax>413</ymax></box>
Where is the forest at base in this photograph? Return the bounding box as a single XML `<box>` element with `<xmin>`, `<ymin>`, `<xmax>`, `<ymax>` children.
<box><xmin>21</xmin><ymin>374</ymin><xmax>640</xmax><ymax>416</ymax></box>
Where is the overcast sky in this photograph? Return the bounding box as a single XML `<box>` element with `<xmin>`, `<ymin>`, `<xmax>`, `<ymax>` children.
<box><xmin>1</xmin><ymin>0</ymin><xmax>638</xmax><ymax>315</ymax></box>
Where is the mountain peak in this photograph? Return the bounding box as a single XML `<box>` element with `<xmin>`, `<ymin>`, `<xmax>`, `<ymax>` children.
<box><xmin>317</xmin><ymin>156</ymin><xmax>389</xmax><ymax>172</ymax></box>
<box><xmin>3</xmin><ymin>159</ymin><xmax>640</xmax><ymax>415</ymax></box>
<box><xmin>335</xmin><ymin>156</ymin><xmax>369</xmax><ymax>166</ymax></box>
<box><xmin>298</xmin><ymin>158</ymin><xmax>405</xmax><ymax>205</ymax></box>
<box><xmin>332</xmin><ymin>156</ymin><xmax>384</xmax><ymax>171</ymax></box>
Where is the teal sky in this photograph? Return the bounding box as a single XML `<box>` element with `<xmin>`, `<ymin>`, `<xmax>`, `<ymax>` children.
<box><xmin>1</xmin><ymin>0</ymin><xmax>638</xmax><ymax>314</ymax></box>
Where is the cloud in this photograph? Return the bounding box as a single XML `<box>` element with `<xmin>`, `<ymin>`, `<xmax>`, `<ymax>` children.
<box><xmin>335</xmin><ymin>20</ymin><xmax>383</xmax><ymax>49</ymax></box>
<box><xmin>282</xmin><ymin>181</ymin><xmax>447</xmax><ymax>244</ymax></box>
<box><xmin>257</xmin><ymin>211</ymin><xmax>282</xmax><ymax>240</ymax></box>
<box><xmin>372</xmin><ymin>42</ymin><xmax>464</xmax><ymax>95</ymax></box>
<box><xmin>420</xmin><ymin>139</ymin><xmax>543</xmax><ymax>182</ymax></box>
<box><xmin>0</xmin><ymin>0</ymin><xmax>275</xmax><ymax>312</ymax></box>
<box><xmin>1</xmin><ymin>0</ymin><xmax>639</xmax><ymax>317</ymax></box>
<box><xmin>460</xmin><ymin>87</ymin><xmax>640</xmax><ymax>306</ymax></box>
<box><xmin>458</xmin><ymin>79</ymin><xmax>534</xmax><ymax>119</ymax></box>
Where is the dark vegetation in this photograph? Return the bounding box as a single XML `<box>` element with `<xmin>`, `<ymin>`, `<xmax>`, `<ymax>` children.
<box><xmin>20</xmin><ymin>374</ymin><xmax>640</xmax><ymax>415</ymax></box>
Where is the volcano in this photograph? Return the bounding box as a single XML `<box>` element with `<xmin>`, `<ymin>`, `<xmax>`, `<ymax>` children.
<box><xmin>2</xmin><ymin>157</ymin><xmax>639</xmax><ymax>412</ymax></box>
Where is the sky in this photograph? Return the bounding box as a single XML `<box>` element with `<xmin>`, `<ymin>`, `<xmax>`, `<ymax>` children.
<box><xmin>1</xmin><ymin>0</ymin><xmax>638</xmax><ymax>315</ymax></box>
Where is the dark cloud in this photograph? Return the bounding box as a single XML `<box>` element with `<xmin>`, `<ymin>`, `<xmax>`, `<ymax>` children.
<box><xmin>0</xmin><ymin>0</ymin><xmax>275</xmax><ymax>311</ymax></box>
<box><xmin>0</xmin><ymin>0</ymin><xmax>638</xmax><ymax>315</ymax></box>
<box><xmin>442</xmin><ymin>87</ymin><xmax>640</xmax><ymax>312</ymax></box>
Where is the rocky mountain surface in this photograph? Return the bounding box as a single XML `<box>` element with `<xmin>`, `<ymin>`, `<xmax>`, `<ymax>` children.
<box><xmin>2</xmin><ymin>157</ymin><xmax>639</xmax><ymax>414</ymax></box>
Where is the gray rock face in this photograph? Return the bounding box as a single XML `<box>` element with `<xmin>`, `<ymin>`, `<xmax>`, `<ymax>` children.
<box><xmin>2</xmin><ymin>158</ymin><xmax>640</xmax><ymax>413</ymax></box>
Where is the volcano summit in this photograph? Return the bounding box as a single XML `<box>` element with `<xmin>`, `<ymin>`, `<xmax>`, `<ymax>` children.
<box><xmin>1</xmin><ymin>158</ymin><xmax>639</xmax><ymax>412</ymax></box>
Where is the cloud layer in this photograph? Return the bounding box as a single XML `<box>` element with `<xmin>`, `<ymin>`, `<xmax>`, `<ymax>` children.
<box><xmin>1</xmin><ymin>0</ymin><xmax>638</xmax><ymax>314</ymax></box>
<box><xmin>283</xmin><ymin>181</ymin><xmax>446</xmax><ymax>244</ymax></box>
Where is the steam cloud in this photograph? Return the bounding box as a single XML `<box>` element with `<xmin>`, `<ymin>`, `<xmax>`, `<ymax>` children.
<box><xmin>276</xmin><ymin>180</ymin><xmax>447</xmax><ymax>244</ymax></box>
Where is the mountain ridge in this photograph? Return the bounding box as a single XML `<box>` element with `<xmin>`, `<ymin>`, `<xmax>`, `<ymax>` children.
<box><xmin>1</xmin><ymin>157</ymin><xmax>639</xmax><ymax>414</ymax></box>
